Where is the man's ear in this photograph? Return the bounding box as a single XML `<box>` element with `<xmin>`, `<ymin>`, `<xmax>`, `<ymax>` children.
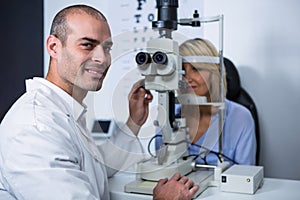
<box><xmin>46</xmin><ymin>35</ymin><xmax>61</xmax><ymax>58</ymax></box>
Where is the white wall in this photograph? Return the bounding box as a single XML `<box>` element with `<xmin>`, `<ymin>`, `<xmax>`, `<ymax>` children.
<box><xmin>204</xmin><ymin>0</ymin><xmax>300</xmax><ymax>180</ymax></box>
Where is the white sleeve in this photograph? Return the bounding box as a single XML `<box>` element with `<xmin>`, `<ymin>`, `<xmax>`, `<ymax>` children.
<box><xmin>97</xmin><ymin>122</ymin><xmax>146</xmax><ymax>177</ymax></box>
<box><xmin>0</xmin><ymin>125</ymin><xmax>99</xmax><ymax>200</ymax></box>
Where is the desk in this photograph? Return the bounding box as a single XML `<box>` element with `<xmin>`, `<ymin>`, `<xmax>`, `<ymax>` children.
<box><xmin>109</xmin><ymin>172</ymin><xmax>300</xmax><ymax>200</ymax></box>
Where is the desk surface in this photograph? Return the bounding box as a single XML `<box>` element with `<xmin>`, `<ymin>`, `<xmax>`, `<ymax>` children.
<box><xmin>109</xmin><ymin>172</ymin><xmax>300</xmax><ymax>200</ymax></box>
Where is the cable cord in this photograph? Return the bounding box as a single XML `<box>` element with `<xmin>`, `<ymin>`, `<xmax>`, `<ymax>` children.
<box><xmin>147</xmin><ymin>134</ymin><xmax>238</xmax><ymax>165</ymax></box>
<box><xmin>189</xmin><ymin>143</ymin><xmax>238</xmax><ymax>164</ymax></box>
<box><xmin>147</xmin><ymin>134</ymin><xmax>162</xmax><ymax>157</ymax></box>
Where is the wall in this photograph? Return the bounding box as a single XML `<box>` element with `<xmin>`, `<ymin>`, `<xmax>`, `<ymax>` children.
<box><xmin>0</xmin><ymin>1</ymin><xmax>43</xmax><ymax>122</ymax></box>
<box><xmin>204</xmin><ymin>0</ymin><xmax>300</xmax><ymax>180</ymax></box>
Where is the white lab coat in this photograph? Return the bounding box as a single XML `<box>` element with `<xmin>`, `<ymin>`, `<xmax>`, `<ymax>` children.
<box><xmin>0</xmin><ymin>78</ymin><xmax>145</xmax><ymax>200</ymax></box>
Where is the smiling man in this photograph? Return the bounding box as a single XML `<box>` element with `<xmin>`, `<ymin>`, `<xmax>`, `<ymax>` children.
<box><xmin>0</xmin><ymin>4</ymin><xmax>199</xmax><ymax>200</ymax></box>
<box><xmin>46</xmin><ymin>6</ymin><xmax>113</xmax><ymax>102</ymax></box>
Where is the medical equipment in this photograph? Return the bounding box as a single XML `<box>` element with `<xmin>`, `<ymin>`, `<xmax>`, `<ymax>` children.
<box><xmin>125</xmin><ymin>0</ymin><xmax>227</xmax><ymax>197</ymax></box>
<box><xmin>221</xmin><ymin>165</ymin><xmax>264</xmax><ymax>194</ymax></box>
<box><xmin>91</xmin><ymin>119</ymin><xmax>116</xmax><ymax>139</ymax></box>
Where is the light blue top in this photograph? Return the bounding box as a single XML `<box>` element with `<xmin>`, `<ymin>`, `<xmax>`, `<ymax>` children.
<box><xmin>156</xmin><ymin>99</ymin><xmax>257</xmax><ymax>166</ymax></box>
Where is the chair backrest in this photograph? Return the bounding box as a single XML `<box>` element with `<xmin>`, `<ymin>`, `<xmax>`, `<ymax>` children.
<box><xmin>223</xmin><ymin>57</ymin><xmax>260</xmax><ymax>165</ymax></box>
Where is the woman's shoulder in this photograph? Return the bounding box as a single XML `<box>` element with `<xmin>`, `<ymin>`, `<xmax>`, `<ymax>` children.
<box><xmin>225</xmin><ymin>99</ymin><xmax>253</xmax><ymax>120</ymax></box>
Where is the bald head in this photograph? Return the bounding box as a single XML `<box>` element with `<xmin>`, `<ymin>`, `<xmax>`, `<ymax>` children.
<box><xmin>50</xmin><ymin>4</ymin><xmax>107</xmax><ymax>46</ymax></box>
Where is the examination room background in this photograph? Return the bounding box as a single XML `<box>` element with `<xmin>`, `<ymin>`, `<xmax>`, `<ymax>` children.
<box><xmin>1</xmin><ymin>0</ymin><xmax>300</xmax><ymax>181</ymax></box>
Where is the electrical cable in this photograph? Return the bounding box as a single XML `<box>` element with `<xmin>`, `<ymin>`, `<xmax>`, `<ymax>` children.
<box><xmin>147</xmin><ymin>134</ymin><xmax>162</xmax><ymax>157</ymax></box>
<box><xmin>147</xmin><ymin>134</ymin><xmax>238</xmax><ymax>164</ymax></box>
<box><xmin>190</xmin><ymin>143</ymin><xmax>239</xmax><ymax>164</ymax></box>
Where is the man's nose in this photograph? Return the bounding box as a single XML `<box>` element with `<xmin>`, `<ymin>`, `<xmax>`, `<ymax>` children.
<box><xmin>91</xmin><ymin>46</ymin><xmax>106</xmax><ymax>64</ymax></box>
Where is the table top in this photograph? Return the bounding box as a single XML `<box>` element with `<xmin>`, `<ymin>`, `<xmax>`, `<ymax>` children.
<box><xmin>109</xmin><ymin>172</ymin><xmax>300</xmax><ymax>200</ymax></box>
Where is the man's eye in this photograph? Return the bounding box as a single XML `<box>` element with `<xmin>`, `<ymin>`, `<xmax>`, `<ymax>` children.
<box><xmin>103</xmin><ymin>46</ymin><xmax>112</xmax><ymax>53</ymax></box>
<box><xmin>82</xmin><ymin>43</ymin><xmax>94</xmax><ymax>49</ymax></box>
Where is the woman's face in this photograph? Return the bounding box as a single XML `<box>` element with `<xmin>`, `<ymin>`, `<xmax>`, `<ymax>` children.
<box><xmin>182</xmin><ymin>63</ymin><xmax>211</xmax><ymax>97</ymax></box>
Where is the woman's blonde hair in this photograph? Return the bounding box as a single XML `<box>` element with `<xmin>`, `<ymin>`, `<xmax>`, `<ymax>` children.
<box><xmin>179</xmin><ymin>38</ymin><xmax>227</xmax><ymax>102</ymax></box>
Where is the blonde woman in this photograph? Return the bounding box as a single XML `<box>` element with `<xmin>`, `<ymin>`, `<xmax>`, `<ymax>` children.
<box><xmin>156</xmin><ymin>38</ymin><xmax>256</xmax><ymax>166</ymax></box>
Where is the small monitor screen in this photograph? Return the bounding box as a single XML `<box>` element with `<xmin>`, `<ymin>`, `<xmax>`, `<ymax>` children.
<box><xmin>92</xmin><ymin>120</ymin><xmax>111</xmax><ymax>134</ymax></box>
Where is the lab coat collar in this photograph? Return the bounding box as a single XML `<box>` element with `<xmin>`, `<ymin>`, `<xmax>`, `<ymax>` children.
<box><xmin>26</xmin><ymin>77</ymin><xmax>87</xmax><ymax>121</ymax></box>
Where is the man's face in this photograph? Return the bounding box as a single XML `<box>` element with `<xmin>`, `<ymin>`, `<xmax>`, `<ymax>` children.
<box><xmin>57</xmin><ymin>13</ymin><xmax>113</xmax><ymax>94</ymax></box>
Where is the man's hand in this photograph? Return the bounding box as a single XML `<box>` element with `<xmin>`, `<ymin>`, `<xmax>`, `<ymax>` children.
<box><xmin>153</xmin><ymin>173</ymin><xmax>200</xmax><ymax>200</ymax></box>
<box><xmin>126</xmin><ymin>79</ymin><xmax>153</xmax><ymax>135</ymax></box>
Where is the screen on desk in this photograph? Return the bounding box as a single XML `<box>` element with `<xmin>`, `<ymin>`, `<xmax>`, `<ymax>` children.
<box><xmin>92</xmin><ymin>120</ymin><xmax>111</xmax><ymax>135</ymax></box>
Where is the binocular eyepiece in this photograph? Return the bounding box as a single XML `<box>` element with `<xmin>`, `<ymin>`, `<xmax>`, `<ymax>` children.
<box><xmin>135</xmin><ymin>51</ymin><xmax>168</xmax><ymax>65</ymax></box>
<box><xmin>135</xmin><ymin>52</ymin><xmax>151</xmax><ymax>65</ymax></box>
<box><xmin>153</xmin><ymin>51</ymin><xmax>168</xmax><ymax>64</ymax></box>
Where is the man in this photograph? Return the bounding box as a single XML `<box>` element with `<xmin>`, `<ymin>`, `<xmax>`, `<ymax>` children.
<box><xmin>0</xmin><ymin>4</ymin><xmax>199</xmax><ymax>200</ymax></box>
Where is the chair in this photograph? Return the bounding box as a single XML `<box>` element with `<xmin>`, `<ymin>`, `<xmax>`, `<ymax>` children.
<box><xmin>223</xmin><ymin>57</ymin><xmax>260</xmax><ymax>165</ymax></box>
